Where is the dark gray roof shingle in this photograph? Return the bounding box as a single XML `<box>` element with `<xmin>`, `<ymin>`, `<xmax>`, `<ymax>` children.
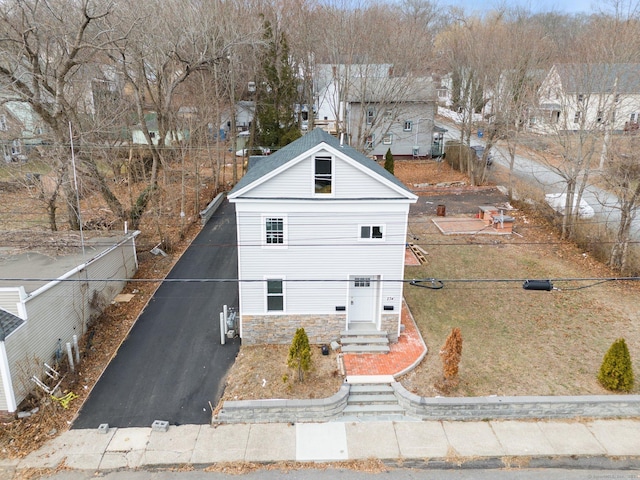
<box><xmin>0</xmin><ymin>308</ymin><xmax>24</xmax><ymax>340</ymax></box>
<box><xmin>230</xmin><ymin>128</ymin><xmax>414</xmax><ymax>196</ymax></box>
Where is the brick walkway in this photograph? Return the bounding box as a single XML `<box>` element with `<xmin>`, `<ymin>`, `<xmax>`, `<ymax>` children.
<box><xmin>342</xmin><ymin>300</ymin><xmax>426</xmax><ymax>376</ymax></box>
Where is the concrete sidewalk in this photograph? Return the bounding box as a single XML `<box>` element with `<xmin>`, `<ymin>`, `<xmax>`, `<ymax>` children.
<box><xmin>3</xmin><ymin>418</ymin><xmax>639</xmax><ymax>476</ymax></box>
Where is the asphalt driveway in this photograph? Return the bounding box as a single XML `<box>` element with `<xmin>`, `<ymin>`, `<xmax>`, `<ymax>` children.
<box><xmin>73</xmin><ymin>200</ymin><xmax>240</xmax><ymax>428</ymax></box>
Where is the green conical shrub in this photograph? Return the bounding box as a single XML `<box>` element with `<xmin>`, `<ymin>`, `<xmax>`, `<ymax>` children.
<box><xmin>384</xmin><ymin>148</ymin><xmax>394</xmax><ymax>175</ymax></box>
<box><xmin>598</xmin><ymin>338</ymin><xmax>634</xmax><ymax>392</ymax></box>
<box><xmin>288</xmin><ymin>327</ymin><xmax>311</xmax><ymax>382</ymax></box>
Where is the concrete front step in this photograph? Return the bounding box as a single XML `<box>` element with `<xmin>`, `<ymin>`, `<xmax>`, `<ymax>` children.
<box><xmin>342</xmin><ymin>404</ymin><xmax>406</xmax><ymax>416</ymax></box>
<box><xmin>341</xmin><ymin>337</ymin><xmax>389</xmax><ymax>345</ymax></box>
<box><xmin>340</xmin><ymin>329</ymin><xmax>388</xmax><ymax>337</ymax></box>
<box><xmin>341</xmin><ymin>344</ymin><xmax>390</xmax><ymax>353</ymax></box>
<box><xmin>347</xmin><ymin>393</ymin><xmax>398</xmax><ymax>404</ymax></box>
<box><xmin>349</xmin><ymin>384</ymin><xmax>394</xmax><ymax>394</ymax></box>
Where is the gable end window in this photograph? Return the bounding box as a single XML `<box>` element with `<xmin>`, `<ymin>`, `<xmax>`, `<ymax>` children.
<box><xmin>360</xmin><ymin>225</ymin><xmax>384</xmax><ymax>240</ymax></box>
<box><xmin>265</xmin><ymin>217</ymin><xmax>285</xmax><ymax>245</ymax></box>
<box><xmin>266</xmin><ymin>279</ymin><xmax>284</xmax><ymax>311</ymax></box>
<box><xmin>314</xmin><ymin>156</ymin><xmax>332</xmax><ymax>194</ymax></box>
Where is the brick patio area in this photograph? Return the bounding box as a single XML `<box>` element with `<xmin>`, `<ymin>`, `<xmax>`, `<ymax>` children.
<box><xmin>342</xmin><ymin>300</ymin><xmax>426</xmax><ymax>376</ymax></box>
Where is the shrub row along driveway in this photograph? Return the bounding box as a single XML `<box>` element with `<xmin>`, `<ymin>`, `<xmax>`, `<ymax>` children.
<box><xmin>74</xmin><ymin>200</ymin><xmax>240</xmax><ymax>428</ymax></box>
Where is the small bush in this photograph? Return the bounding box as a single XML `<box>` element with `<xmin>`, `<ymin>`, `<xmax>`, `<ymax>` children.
<box><xmin>598</xmin><ymin>338</ymin><xmax>634</xmax><ymax>392</ymax></box>
<box><xmin>287</xmin><ymin>327</ymin><xmax>311</xmax><ymax>382</ymax></box>
<box><xmin>436</xmin><ymin>327</ymin><xmax>463</xmax><ymax>393</ymax></box>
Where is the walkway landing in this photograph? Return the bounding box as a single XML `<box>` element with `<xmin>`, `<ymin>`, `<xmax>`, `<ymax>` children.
<box><xmin>342</xmin><ymin>301</ymin><xmax>426</xmax><ymax>377</ymax></box>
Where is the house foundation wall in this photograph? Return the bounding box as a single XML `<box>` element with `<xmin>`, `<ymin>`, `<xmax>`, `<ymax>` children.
<box><xmin>241</xmin><ymin>314</ymin><xmax>346</xmax><ymax>345</ymax></box>
<box><xmin>381</xmin><ymin>313</ymin><xmax>400</xmax><ymax>342</ymax></box>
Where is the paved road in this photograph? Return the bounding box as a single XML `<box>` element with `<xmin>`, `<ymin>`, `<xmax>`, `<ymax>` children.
<box><xmin>73</xmin><ymin>200</ymin><xmax>240</xmax><ymax>429</ymax></box>
<box><xmin>438</xmin><ymin>122</ymin><xmax>640</xmax><ymax>237</ymax></box>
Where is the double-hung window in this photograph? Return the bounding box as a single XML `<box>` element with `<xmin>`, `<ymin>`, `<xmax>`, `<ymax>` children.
<box><xmin>314</xmin><ymin>156</ymin><xmax>332</xmax><ymax>194</ymax></box>
<box><xmin>266</xmin><ymin>279</ymin><xmax>284</xmax><ymax>312</ymax></box>
<box><xmin>403</xmin><ymin>120</ymin><xmax>413</xmax><ymax>132</ymax></box>
<box><xmin>264</xmin><ymin>216</ymin><xmax>286</xmax><ymax>246</ymax></box>
<box><xmin>360</xmin><ymin>225</ymin><xmax>384</xmax><ymax>240</ymax></box>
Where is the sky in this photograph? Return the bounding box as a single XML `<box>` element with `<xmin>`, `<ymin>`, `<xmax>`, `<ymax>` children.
<box><xmin>439</xmin><ymin>0</ymin><xmax>595</xmax><ymax>15</ymax></box>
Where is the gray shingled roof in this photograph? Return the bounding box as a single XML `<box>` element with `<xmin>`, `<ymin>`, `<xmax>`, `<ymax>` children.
<box><xmin>229</xmin><ymin>128</ymin><xmax>414</xmax><ymax>196</ymax></box>
<box><xmin>0</xmin><ymin>308</ymin><xmax>24</xmax><ymax>341</ymax></box>
<box><xmin>556</xmin><ymin>64</ymin><xmax>640</xmax><ymax>94</ymax></box>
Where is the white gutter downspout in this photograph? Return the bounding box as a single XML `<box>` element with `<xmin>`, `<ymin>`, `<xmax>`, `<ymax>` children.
<box><xmin>0</xmin><ymin>341</ymin><xmax>17</xmax><ymax>413</ymax></box>
<box><xmin>27</xmin><ymin>231</ymin><xmax>141</xmax><ymax>300</ymax></box>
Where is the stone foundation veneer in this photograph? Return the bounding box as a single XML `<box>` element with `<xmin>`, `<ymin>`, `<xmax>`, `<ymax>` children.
<box><xmin>241</xmin><ymin>314</ymin><xmax>346</xmax><ymax>345</ymax></box>
<box><xmin>381</xmin><ymin>313</ymin><xmax>400</xmax><ymax>342</ymax></box>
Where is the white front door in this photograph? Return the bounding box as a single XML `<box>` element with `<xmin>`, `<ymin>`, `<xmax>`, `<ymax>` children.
<box><xmin>348</xmin><ymin>275</ymin><xmax>377</xmax><ymax>323</ymax></box>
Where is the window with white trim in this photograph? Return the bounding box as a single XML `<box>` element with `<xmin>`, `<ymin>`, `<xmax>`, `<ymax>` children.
<box><xmin>266</xmin><ymin>279</ymin><xmax>284</xmax><ymax>311</ymax></box>
<box><xmin>403</xmin><ymin>120</ymin><xmax>413</xmax><ymax>132</ymax></box>
<box><xmin>382</xmin><ymin>133</ymin><xmax>392</xmax><ymax>145</ymax></box>
<box><xmin>360</xmin><ymin>225</ymin><xmax>384</xmax><ymax>240</ymax></box>
<box><xmin>314</xmin><ymin>156</ymin><xmax>332</xmax><ymax>194</ymax></box>
<box><xmin>0</xmin><ymin>115</ymin><xmax>7</xmax><ymax>131</ymax></box>
<box><xmin>265</xmin><ymin>217</ymin><xmax>285</xmax><ymax>245</ymax></box>
<box><xmin>574</xmin><ymin>111</ymin><xmax>581</xmax><ymax>123</ymax></box>
<box><xmin>366</xmin><ymin>107</ymin><xmax>375</xmax><ymax>125</ymax></box>
<box><xmin>365</xmin><ymin>134</ymin><xmax>374</xmax><ymax>149</ymax></box>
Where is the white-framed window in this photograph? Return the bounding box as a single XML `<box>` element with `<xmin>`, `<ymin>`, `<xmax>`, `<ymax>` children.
<box><xmin>631</xmin><ymin>113</ymin><xmax>637</xmax><ymax>123</ymax></box>
<box><xmin>11</xmin><ymin>139</ymin><xmax>21</xmax><ymax>155</ymax></box>
<box><xmin>266</xmin><ymin>278</ymin><xmax>284</xmax><ymax>312</ymax></box>
<box><xmin>382</xmin><ymin>133</ymin><xmax>392</xmax><ymax>145</ymax></box>
<box><xmin>0</xmin><ymin>115</ymin><xmax>7</xmax><ymax>131</ymax></box>
<box><xmin>314</xmin><ymin>155</ymin><xmax>332</xmax><ymax>194</ymax></box>
<box><xmin>264</xmin><ymin>216</ymin><xmax>287</xmax><ymax>246</ymax></box>
<box><xmin>403</xmin><ymin>120</ymin><xmax>413</xmax><ymax>132</ymax></box>
<box><xmin>366</xmin><ymin>107</ymin><xmax>375</xmax><ymax>125</ymax></box>
<box><xmin>577</xmin><ymin>93</ymin><xmax>584</xmax><ymax>103</ymax></box>
<box><xmin>385</xmin><ymin>108</ymin><xmax>393</xmax><ymax>118</ymax></box>
<box><xmin>365</xmin><ymin>134</ymin><xmax>374</xmax><ymax>149</ymax></box>
<box><xmin>597</xmin><ymin>111</ymin><xmax>603</xmax><ymax>123</ymax></box>
<box><xmin>359</xmin><ymin>224</ymin><xmax>384</xmax><ymax>240</ymax></box>
<box><xmin>573</xmin><ymin>111</ymin><xmax>581</xmax><ymax>123</ymax></box>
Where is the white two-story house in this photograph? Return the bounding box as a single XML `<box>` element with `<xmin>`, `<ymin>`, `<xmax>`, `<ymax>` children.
<box><xmin>227</xmin><ymin>128</ymin><xmax>417</xmax><ymax>346</ymax></box>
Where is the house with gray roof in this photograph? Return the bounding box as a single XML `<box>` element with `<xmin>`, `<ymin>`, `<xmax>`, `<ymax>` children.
<box><xmin>535</xmin><ymin>64</ymin><xmax>640</xmax><ymax>133</ymax></box>
<box><xmin>227</xmin><ymin>128</ymin><xmax>417</xmax><ymax>346</ymax></box>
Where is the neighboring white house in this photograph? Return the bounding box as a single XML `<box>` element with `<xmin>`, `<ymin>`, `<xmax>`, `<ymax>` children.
<box><xmin>534</xmin><ymin>64</ymin><xmax>640</xmax><ymax>133</ymax></box>
<box><xmin>0</xmin><ymin>232</ymin><xmax>139</xmax><ymax>413</ymax></box>
<box><xmin>313</xmin><ymin>64</ymin><xmax>440</xmax><ymax>158</ymax></box>
<box><xmin>227</xmin><ymin>128</ymin><xmax>418</xmax><ymax>346</ymax></box>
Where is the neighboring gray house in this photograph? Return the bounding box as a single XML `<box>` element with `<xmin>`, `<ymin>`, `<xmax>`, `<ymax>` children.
<box><xmin>228</xmin><ymin>128</ymin><xmax>417</xmax><ymax>346</ymax></box>
<box><xmin>0</xmin><ymin>232</ymin><xmax>139</xmax><ymax>413</ymax></box>
<box><xmin>314</xmin><ymin>64</ymin><xmax>440</xmax><ymax>158</ymax></box>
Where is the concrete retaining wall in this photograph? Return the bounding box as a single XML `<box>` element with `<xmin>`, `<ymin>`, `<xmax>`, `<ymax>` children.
<box><xmin>215</xmin><ymin>384</ymin><xmax>349</xmax><ymax>424</ymax></box>
<box><xmin>393</xmin><ymin>383</ymin><xmax>640</xmax><ymax>420</ymax></box>
<box><xmin>199</xmin><ymin>193</ymin><xmax>226</xmax><ymax>226</ymax></box>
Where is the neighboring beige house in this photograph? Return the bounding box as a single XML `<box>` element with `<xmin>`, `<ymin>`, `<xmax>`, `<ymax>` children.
<box><xmin>0</xmin><ymin>232</ymin><xmax>139</xmax><ymax>413</ymax></box>
<box><xmin>534</xmin><ymin>64</ymin><xmax>640</xmax><ymax>133</ymax></box>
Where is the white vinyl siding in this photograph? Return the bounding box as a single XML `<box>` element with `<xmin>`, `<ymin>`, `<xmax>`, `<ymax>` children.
<box><xmin>3</xmin><ymin>237</ymin><xmax>138</xmax><ymax>410</ymax></box>
<box><xmin>236</xmin><ymin>204</ymin><xmax>407</xmax><ymax>315</ymax></box>
<box><xmin>245</xmin><ymin>152</ymin><xmax>403</xmax><ymax>199</ymax></box>
<box><xmin>0</xmin><ymin>289</ymin><xmax>23</xmax><ymax>316</ymax></box>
